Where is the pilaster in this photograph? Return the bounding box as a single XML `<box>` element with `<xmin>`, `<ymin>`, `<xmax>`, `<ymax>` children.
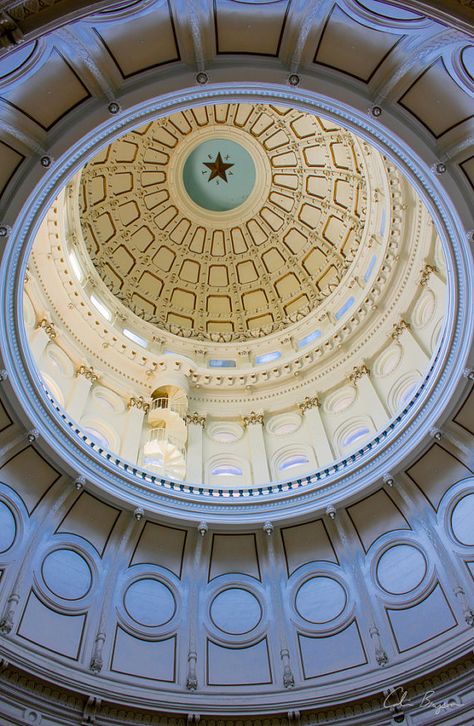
<box><xmin>185</xmin><ymin>413</ymin><xmax>206</xmax><ymax>485</ymax></box>
<box><xmin>298</xmin><ymin>395</ymin><xmax>333</xmax><ymax>467</ymax></box>
<box><xmin>243</xmin><ymin>412</ymin><xmax>270</xmax><ymax>484</ymax></box>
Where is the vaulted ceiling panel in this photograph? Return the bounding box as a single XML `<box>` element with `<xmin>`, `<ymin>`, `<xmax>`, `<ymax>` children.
<box><xmin>91</xmin><ymin>2</ymin><xmax>179</xmax><ymax>77</ymax></box>
<box><xmin>314</xmin><ymin>6</ymin><xmax>401</xmax><ymax>82</ymax></box>
<box><xmin>399</xmin><ymin>60</ymin><xmax>474</xmax><ymax>137</ymax></box>
<box><xmin>1</xmin><ymin>49</ymin><xmax>89</xmax><ymax>130</ymax></box>
<box><xmin>215</xmin><ymin>0</ymin><xmax>289</xmax><ymax>56</ymax></box>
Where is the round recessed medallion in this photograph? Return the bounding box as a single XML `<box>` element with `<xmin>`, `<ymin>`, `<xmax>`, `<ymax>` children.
<box><xmin>0</xmin><ymin>501</ymin><xmax>16</xmax><ymax>552</ymax></box>
<box><xmin>210</xmin><ymin>588</ymin><xmax>262</xmax><ymax>634</ymax></box>
<box><xmin>451</xmin><ymin>493</ymin><xmax>474</xmax><ymax>546</ymax></box>
<box><xmin>183</xmin><ymin>138</ymin><xmax>256</xmax><ymax>212</ymax></box>
<box><xmin>124</xmin><ymin>578</ymin><xmax>176</xmax><ymax>627</ymax></box>
<box><xmin>42</xmin><ymin>549</ymin><xmax>92</xmax><ymax>600</ymax></box>
<box><xmin>295</xmin><ymin>576</ymin><xmax>346</xmax><ymax>623</ymax></box>
<box><xmin>376</xmin><ymin>544</ymin><xmax>426</xmax><ymax>594</ymax></box>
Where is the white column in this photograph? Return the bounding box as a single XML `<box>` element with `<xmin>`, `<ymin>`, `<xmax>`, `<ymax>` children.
<box><xmin>392</xmin><ymin>319</ymin><xmax>429</xmax><ymax>366</ymax></box>
<box><xmin>66</xmin><ymin>365</ymin><xmax>96</xmax><ymax>422</ymax></box>
<box><xmin>185</xmin><ymin>413</ymin><xmax>205</xmax><ymax>484</ymax></box>
<box><xmin>121</xmin><ymin>397</ymin><xmax>148</xmax><ymax>464</ymax></box>
<box><xmin>243</xmin><ymin>412</ymin><xmax>270</xmax><ymax>484</ymax></box>
<box><xmin>299</xmin><ymin>396</ymin><xmax>333</xmax><ymax>467</ymax></box>
<box><xmin>29</xmin><ymin>320</ymin><xmax>55</xmax><ymax>360</ymax></box>
<box><xmin>350</xmin><ymin>365</ymin><xmax>388</xmax><ymax>430</ymax></box>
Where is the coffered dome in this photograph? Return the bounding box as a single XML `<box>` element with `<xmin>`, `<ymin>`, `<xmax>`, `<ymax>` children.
<box><xmin>78</xmin><ymin>104</ymin><xmax>372</xmax><ymax>341</ymax></box>
<box><xmin>25</xmin><ymin>99</ymin><xmax>446</xmax><ymax>493</ymax></box>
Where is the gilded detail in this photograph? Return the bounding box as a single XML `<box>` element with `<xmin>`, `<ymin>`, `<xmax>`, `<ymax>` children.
<box><xmin>420</xmin><ymin>264</ymin><xmax>436</xmax><ymax>286</ymax></box>
<box><xmin>391</xmin><ymin>320</ymin><xmax>410</xmax><ymax>340</ymax></box>
<box><xmin>128</xmin><ymin>396</ymin><xmax>150</xmax><ymax>413</ymax></box>
<box><xmin>298</xmin><ymin>395</ymin><xmax>320</xmax><ymax>412</ymax></box>
<box><xmin>242</xmin><ymin>411</ymin><xmax>264</xmax><ymax>427</ymax></box>
<box><xmin>349</xmin><ymin>364</ymin><xmax>370</xmax><ymax>384</ymax></box>
<box><xmin>38</xmin><ymin>319</ymin><xmax>56</xmax><ymax>340</ymax></box>
<box><xmin>77</xmin><ymin>365</ymin><xmax>98</xmax><ymax>383</ymax></box>
<box><xmin>186</xmin><ymin>412</ymin><xmax>206</xmax><ymax>427</ymax></box>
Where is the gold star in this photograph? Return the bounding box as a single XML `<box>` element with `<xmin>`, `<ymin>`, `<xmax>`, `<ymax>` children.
<box><xmin>203</xmin><ymin>152</ymin><xmax>234</xmax><ymax>183</ymax></box>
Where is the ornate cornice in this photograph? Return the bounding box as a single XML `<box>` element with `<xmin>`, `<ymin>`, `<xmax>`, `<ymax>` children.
<box><xmin>420</xmin><ymin>264</ymin><xmax>437</xmax><ymax>286</ymax></box>
<box><xmin>298</xmin><ymin>395</ymin><xmax>320</xmax><ymax>412</ymax></box>
<box><xmin>349</xmin><ymin>364</ymin><xmax>370</xmax><ymax>385</ymax></box>
<box><xmin>128</xmin><ymin>396</ymin><xmax>149</xmax><ymax>413</ymax></box>
<box><xmin>186</xmin><ymin>412</ymin><xmax>206</xmax><ymax>427</ymax></box>
<box><xmin>76</xmin><ymin>364</ymin><xmax>98</xmax><ymax>383</ymax></box>
<box><xmin>242</xmin><ymin>411</ymin><xmax>264</xmax><ymax>427</ymax></box>
<box><xmin>37</xmin><ymin>318</ymin><xmax>56</xmax><ymax>340</ymax></box>
<box><xmin>391</xmin><ymin>319</ymin><xmax>411</xmax><ymax>340</ymax></box>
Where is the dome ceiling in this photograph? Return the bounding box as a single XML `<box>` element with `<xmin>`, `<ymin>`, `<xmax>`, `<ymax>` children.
<box><xmin>79</xmin><ymin>104</ymin><xmax>368</xmax><ymax>341</ymax></box>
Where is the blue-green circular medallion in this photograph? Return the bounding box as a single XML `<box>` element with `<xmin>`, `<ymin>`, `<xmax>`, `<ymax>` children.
<box><xmin>183</xmin><ymin>138</ymin><xmax>256</xmax><ymax>212</ymax></box>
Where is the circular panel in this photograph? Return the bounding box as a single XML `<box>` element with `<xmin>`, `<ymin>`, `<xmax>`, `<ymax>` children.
<box><xmin>461</xmin><ymin>46</ymin><xmax>474</xmax><ymax>82</ymax></box>
<box><xmin>0</xmin><ymin>42</ymin><xmax>36</xmax><ymax>79</ymax></box>
<box><xmin>207</xmin><ymin>422</ymin><xmax>243</xmax><ymax>443</ymax></box>
<box><xmin>377</xmin><ymin>544</ymin><xmax>426</xmax><ymax>594</ymax></box>
<box><xmin>0</xmin><ymin>501</ymin><xmax>16</xmax><ymax>552</ymax></box>
<box><xmin>372</xmin><ymin>344</ymin><xmax>402</xmax><ymax>377</ymax></box>
<box><xmin>79</xmin><ymin>105</ymin><xmax>373</xmax><ymax>342</ymax></box>
<box><xmin>210</xmin><ymin>588</ymin><xmax>262</xmax><ymax>634</ymax></box>
<box><xmin>324</xmin><ymin>387</ymin><xmax>357</xmax><ymax>413</ymax></box>
<box><xmin>266</xmin><ymin>412</ymin><xmax>302</xmax><ymax>435</ymax></box>
<box><xmin>124</xmin><ymin>578</ymin><xmax>176</xmax><ymax>627</ymax></box>
<box><xmin>183</xmin><ymin>139</ymin><xmax>256</xmax><ymax>212</ymax></box>
<box><xmin>412</xmin><ymin>289</ymin><xmax>435</xmax><ymax>329</ymax></box>
<box><xmin>356</xmin><ymin>0</ymin><xmax>422</xmax><ymax>20</ymax></box>
<box><xmin>42</xmin><ymin>549</ymin><xmax>92</xmax><ymax>600</ymax></box>
<box><xmin>451</xmin><ymin>494</ymin><xmax>474</xmax><ymax>545</ymax></box>
<box><xmin>295</xmin><ymin>577</ymin><xmax>346</xmax><ymax>623</ymax></box>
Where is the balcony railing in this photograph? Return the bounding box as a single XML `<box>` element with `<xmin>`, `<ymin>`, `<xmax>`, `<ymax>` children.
<box><xmin>146</xmin><ymin>426</ymin><xmax>185</xmax><ymax>455</ymax></box>
<box><xmin>149</xmin><ymin>397</ymin><xmax>187</xmax><ymax>419</ymax></box>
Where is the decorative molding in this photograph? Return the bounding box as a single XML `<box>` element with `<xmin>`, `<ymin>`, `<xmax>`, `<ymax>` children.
<box><xmin>420</xmin><ymin>263</ymin><xmax>437</xmax><ymax>286</ymax></box>
<box><xmin>298</xmin><ymin>395</ymin><xmax>320</xmax><ymax>412</ymax></box>
<box><xmin>128</xmin><ymin>395</ymin><xmax>149</xmax><ymax>413</ymax></box>
<box><xmin>263</xmin><ymin>521</ymin><xmax>273</xmax><ymax>536</ymax></box>
<box><xmin>89</xmin><ymin>631</ymin><xmax>105</xmax><ymax>674</ymax></box>
<box><xmin>186</xmin><ymin>412</ymin><xmax>206</xmax><ymax>427</ymax></box>
<box><xmin>391</xmin><ymin>320</ymin><xmax>411</xmax><ymax>341</ymax></box>
<box><xmin>0</xmin><ymin>10</ymin><xmax>23</xmax><ymax>48</ymax></box>
<box><xmin>326</xmin><ymin>504</ymin><xmax>336</xmax><ymax>519</ymax></box>
<box><xmin>186</xmin><ymin>650</ymin><xmax>198</xmax><ymax>691</ymax></box>
<box><xmin>454</xmin><ymin>586</ymin><xmax>474</xmax><ymax>627</ymax></box>
<box><xmin>280</xmin><ymin>648</ymin><xmax>295</xmax><ymax>688</ymax></box>
<box><xmin>76</xmin><ymin>365</ymin><xmax>98</xmax><ymax>383</ymax></box>
<box><xmin>383</xmin><ymin>473</ymin><xmax>395</xmax><ymax>487</ymax></box>
<box><xmin>0</xmin><ymin>592</ymin><xmax>20</xmax><ymax>634</ymax></box>
<box><xmin>82</xmin><ymin>695</ymin><xmax>102</xmax><ymax>726</ymax></box>
<box><xmin>349</xmin><ymin>364</ymin><xmax>370</xmax><ymax>385</ymax></box>
<box><xmin>242</xmin><ymin>411</ymin><xmax>264</xmax><ymax>427</ymax></box>
<box><xmin>26</xmin><ymin>428</ymin><xmax>39</xmax><ymax>443</ymax></box>
<box><xmin>38</xmin><ymin>319</ymin><xmax>56</xmax><ymax>340</ymax></box>
<box><xmin>369</xmin><ymin>624</ymin><xmax>389</xmax><ymax>667</ymax></box>
<box><xmin>197</xmin><ymin>521</ymin><xmax>208</xmax><ymax>536</ymax></box>
<box><xmin>74</xmin><ymin>476</ymin><xmax>85</xmax><ymax>491</ymax></box>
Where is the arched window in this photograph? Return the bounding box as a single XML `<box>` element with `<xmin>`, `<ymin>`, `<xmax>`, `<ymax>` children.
<box><xmin>279</xmin><ymin>455</ymin><xmax>310</xmax><ymax>471</ymax></box>
<box><xmin>211</xmin><ymin>465</ymin><xmax>243</xmax><ymax>477</ymax></box>
<box><xmin>341</xmin><ymin>428</ymin><xmax>370</xmax><ymax>448</ymax></box>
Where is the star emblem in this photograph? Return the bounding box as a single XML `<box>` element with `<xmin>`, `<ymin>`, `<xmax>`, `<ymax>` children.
<box><xmin>203</xmin><ymin>152</ymin><xmax>234</xmax><ymax>183</ymax></box>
